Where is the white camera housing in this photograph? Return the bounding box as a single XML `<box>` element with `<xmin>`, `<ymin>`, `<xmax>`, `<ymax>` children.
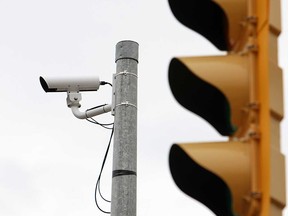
<box><xmin>39</xmin><ymin>76</ymin><xmax>100</xmax><ymax>92</ymax></box>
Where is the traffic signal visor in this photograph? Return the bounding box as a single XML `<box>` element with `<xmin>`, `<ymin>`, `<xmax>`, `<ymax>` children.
<box><xmin>169</xmin><ymin>142</ymin><xmax>252</xmax><ymax>216</ymax></box>
<box><xmin>168</xmin><ymin>0</ymin><xmax>248</xmax><ymax>51</ymax></box>
<box><xmin>168</xmin><ymin>55</ymin><xmax>250</xmax><ymax>137</ymax></box>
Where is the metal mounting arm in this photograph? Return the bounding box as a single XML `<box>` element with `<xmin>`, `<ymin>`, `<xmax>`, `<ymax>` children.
<box><xmin>66</xmin><ymin>92</ymin><xmax>111</xmax><ymax>119</ymax></box>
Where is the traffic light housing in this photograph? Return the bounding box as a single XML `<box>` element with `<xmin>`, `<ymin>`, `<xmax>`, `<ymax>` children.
<box><xmin>168</xmin><ymin>55</ymin><xmax>250</xmax><ymax>137</ymax></box>
<box><xmin>168</xmin><ymin>0</ymin><xmax>249</xmax><ymax>51</ymax></box>
<box><xmin>169</xmin><ymin>142</ymin><xmax>252</xmax><ymax>216</ymax></box>
<box><xmin>168</xmin><ymin>52</ymin><xmax>256</xmax><ymax>215</ymax></box>
<box><xmin>167</xmin><ymin>0</ymin><xmax>285</xmax><ymax>215</ymax></box>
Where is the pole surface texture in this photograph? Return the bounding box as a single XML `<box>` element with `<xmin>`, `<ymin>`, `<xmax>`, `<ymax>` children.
<box><xmin>111</xmin><ymin>40</ymin><xmax>138</xmax><ymax>216</ymax></box>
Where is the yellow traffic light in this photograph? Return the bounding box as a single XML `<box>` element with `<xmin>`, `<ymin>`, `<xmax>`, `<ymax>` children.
<box><xmin>168</xmin><ymin>52</ymin><xmax>259</xmax><ymax>215</ymax></box>
<box><xmin>169</xmin><ymin>55</ymin><xmax>250</xmax><ymax>137</ymax></box>
<box><xmin>167</xmin><ymin>0</ymin><xmax>285</xmax><ymax>215</ymax></box>
<box><xmin>168</xmin><ymin>0</ymin><xmax>249</xmax><ymax>51</ymax></box>
<box><xmin>169</xmin><ymin>142</ymin><xmax>252</xmax><ymax>216</ymax></box>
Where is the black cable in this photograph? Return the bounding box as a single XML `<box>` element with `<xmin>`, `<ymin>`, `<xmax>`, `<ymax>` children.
<box><xmin>100</xmin><ymin>81</ymin><xmax>113</xmax><ymax>87</ymax></box>
<box><xmin>97</xmin><ymin>178</ymin><xmax>111</xmax><ymax>203</ymax></box>
<box><xmin>94</xmin><ymin>186</ymin><xmax>110</xmax><ymax>214</ymax></box>
<box><xmin>86</xmin><ymin>118</ymin><xmax>113</xmax><ymax>130</ymax></box>
<box><xmin>94</xmin><ymin>124</ymin><xmax>114</xmax><ymax>214</ymax></box>
<box><xmin>85</xmin><ymin>80</ymin><xmax>113</xmax><ymax>213</ymax></box>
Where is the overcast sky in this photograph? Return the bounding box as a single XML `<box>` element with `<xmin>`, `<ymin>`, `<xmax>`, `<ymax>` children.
<box><xmin>0</xmin><ymin>0</ymin><xmax>287</xmax><ymax>216</ymax></box>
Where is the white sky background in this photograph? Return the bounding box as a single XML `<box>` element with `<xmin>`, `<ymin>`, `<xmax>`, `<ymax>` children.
<box><xmin>0</xmin><ymin>0</ymin><xmax>287</xmax><ymax>215</ymax></box>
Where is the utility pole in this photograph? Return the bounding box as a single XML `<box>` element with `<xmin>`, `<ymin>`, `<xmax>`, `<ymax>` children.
<box><xmin>111</xmin><ymin>40</ymin><xmax>139</xmax><ymax>216</ymax></box>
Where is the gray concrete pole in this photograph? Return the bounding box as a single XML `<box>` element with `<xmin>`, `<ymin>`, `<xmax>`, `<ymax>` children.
<box><xmin>111</xmin><ymin>40</ymin><xmax>139</xmax><ymax>216</ymax></box>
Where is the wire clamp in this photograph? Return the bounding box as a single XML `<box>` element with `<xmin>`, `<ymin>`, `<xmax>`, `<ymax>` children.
<box><xmin>115</xmin><ymin>70</ymin><xmax>138</xmax><ymax>78</ymax></box>
<box><xmin>115</xmin><ymin>101</ymin><xmax>137</xmax><ymax>110</ymax></box>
